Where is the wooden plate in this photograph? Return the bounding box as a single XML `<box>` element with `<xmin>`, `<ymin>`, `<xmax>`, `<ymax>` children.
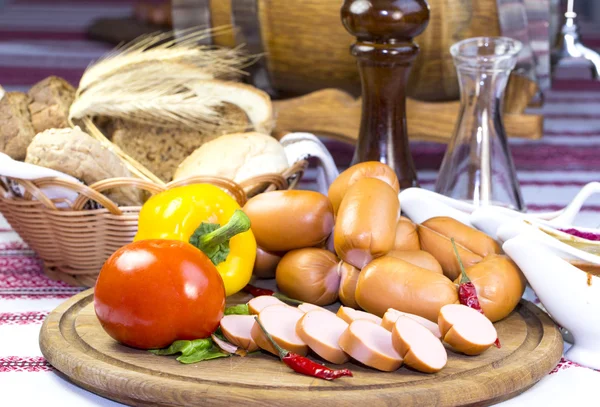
<box><xmin>40</xmin><ymin>289</ymin><xmax>563</xmax><ymax>407</ymax></box>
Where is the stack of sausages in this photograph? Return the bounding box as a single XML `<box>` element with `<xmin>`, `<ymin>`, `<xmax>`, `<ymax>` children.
<box><xmin>243</xmin><ymin>161</ymin><xmax>525</xmax><ymax>323</ymax></box>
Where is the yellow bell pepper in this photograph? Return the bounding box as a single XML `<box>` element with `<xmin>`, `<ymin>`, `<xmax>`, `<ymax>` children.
<box><xmin>134</xmin><ymin>184</ymin><xmax>257</xmax><ymax>296</ymax></box>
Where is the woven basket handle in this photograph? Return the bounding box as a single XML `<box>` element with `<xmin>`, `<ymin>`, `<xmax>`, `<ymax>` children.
<box><xmin>167</xmin><ymin>176</ymin><xmax>248</xmax><ymax>206</ymax></box>
<box><xmin>71</xmin><ymin>178</ymin><xmax>165</xmax><ymax>212</ymax></box>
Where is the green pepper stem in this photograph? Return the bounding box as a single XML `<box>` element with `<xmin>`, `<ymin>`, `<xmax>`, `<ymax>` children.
<box><xmin>253</xmin><ymin>316</ymin><xmax>288</xmax><ymax>360</ymax></box>
<box><xmin>450</xmin><ymin>237</ymin><xmax>471</xmax><ymax>284</ymax></box>
<box><xmin>197</xmin><ymin>209</ymin><xmax>250</xmax><ymax>252</ymax></box>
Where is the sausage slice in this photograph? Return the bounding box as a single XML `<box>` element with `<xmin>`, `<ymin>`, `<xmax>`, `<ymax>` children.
<box><xmin>337</xmin><ymin>306</ymin><xmax>382</xmax><ymax>325</ymax></box>
<box><xmin>220</xmin><ymin>315</ymin><xmax>259</xmax><ymax>352</ymax></box>
<box><xmin>251</xmin><ymin>304</ymin><xmax>308</xmax><ymax>356</ymax></box>
<box><xmin>381</xmin><ymin>308</ymin><xmax>441</xmax><ymax>339</ymax></box>
<box><xmin>338</xmin><ymin>320</ymin><xmax>403</xmax><ymax>372</ymax></box>
<box><xmin>248</xmin><ymin>295</ymin><xmax>285</xmax><ymax>315</ymax></box>
<box><xmin>298</xmin><ymin>303</ymin><xmax>334</xmax><ymax>314</ymax></box>
<box><xmin>438</xmin><ymin>304</ymin><xmax>497</xmax><ymax>356</ymax></box>
<box><xmin>391</xmin><ymin>316</ymin><xmax>447</xmax><ymax>373</ymax></box>
<box><xmin>296</xmin><ymin>310</ymin><xmax>350</xmax><ymax>364</ymax></box>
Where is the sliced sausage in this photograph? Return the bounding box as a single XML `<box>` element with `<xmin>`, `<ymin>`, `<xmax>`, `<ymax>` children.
<box><xmin>417</xmin><ymin>224</ymin><xmax>483</xmax><ymax>281</ymax></box>
<box><xmin>457</xmin><ymin>254</ymin><xmax>526</xmax><ymax>322</ymax></box>
<box><xmin>276</xmin><ymin>248</ymin><xmax>340</xmax><ymax>305</ymax></box>
<box><xmin>298</xmin><ymin>303</ymin><xmax>334</xmax><ymax>314</ymax></box>
<box><xmin>243</xmin><ymin>190</ymin><xmax>334</xmax><ymax>252</ymax></box>
<box><xmin>385</xmin><ymin>250</ymin><xmax>443</xmax><ymax>274</ymax></box>
<box><xmin>355</xmin><ymin>256</ymin><xmax>458</xmax><ymax>321</ymax></box>
<box><xmin>338</xmin><ymin>261</ymin><xmax>361</xmax><ymax>309</ymax></box>
<box><xmin>334</xmin><ymin>178</ymin><xmax>399</xmax><ymax>269</ymax></box>
<box><xmin>394</xmin><ymin>217</ymin><xmax>420</xmax><ymax>251</ymax></box>
<box><xmin>220</xmin><ymin>315</ymin><xmax>259</xmax><ymax>352</ymax></box>
<box><xmin>251</xmin><ymin>304</ymin><xmax>308</xmax><ymax>356</ymax></box>
<box><xmin>328</xmin><ymin>161</ymin><xmax>400</xmax><ymax>214</ymax></box>
<box><xmin>391</xmin><ymin>316</ymin><xmax>447</xmax><ymax>373</ymax></box>
<box><xmin>336</xmin><ymin>306</ymin><xmax>382</xmax><ymax>325</ymax></box>
<box><xmin>381</xmin><ymin>308</ymin><xmax>441</xmax><ymax>339</ymax></box>
<box><xmin>338</xmin><ymin>319</ymin><xmax>403</xmax><ymax>372</ymax></box>
<box><xmin>253</xmin><ymin>247</ymin><xmax>282</xmax><ymax>279</ymax></box>
<box><xmin>248</xmin><ymin>295</ymin><xmax>285</xmax><ymax>315</ymax></box>
<box><xmin>296</xmin><ymin>310</ymin><xmax>350</xmax><ymax>364</ymax></box>
<box><xmin>438</xmin><ymin>304</ymin><xmax>497</xmax><ymax>356</ymax></box>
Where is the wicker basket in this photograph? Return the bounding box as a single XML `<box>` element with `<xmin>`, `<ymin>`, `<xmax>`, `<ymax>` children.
<box><xmin>0</xmin><ymin>160</ymin><xmax>307</xmax><ymax>287</ymax></box>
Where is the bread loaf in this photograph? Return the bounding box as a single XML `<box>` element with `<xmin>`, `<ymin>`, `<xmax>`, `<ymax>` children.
<box><xmin>0</xmin><ymin>92</ymin><xmax>36</xmax><ymax>160</ymax></box>
<box><xmin>27</xmin><ymin>76</ymin><xmax>75</xmax><ymax>133</ymax></box>
<box><xmin>174</xmin><ymin>132</ymin><xmax>289</xmax><ymax>184</ymax></box>
<box><xmin>25</xmin><ymin>127</ymin><xmax>142</xmax><ymax>206</ymax></box>
<box><xmin>111</xmin><ymin>103</ymin><xmax>249</xmax><ymax>182</ymax></box>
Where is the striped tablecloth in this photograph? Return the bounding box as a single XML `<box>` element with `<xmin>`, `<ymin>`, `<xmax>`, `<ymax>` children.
<box><xmin>2</xmin><ymin>0</ymin><xmax>600</xmax><ymax>405</ymax></box>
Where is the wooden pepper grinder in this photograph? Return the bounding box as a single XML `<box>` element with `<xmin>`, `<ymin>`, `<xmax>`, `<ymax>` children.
<box><xmin>341</xmin><ymin>0</ymin><xmax>430</xmax><ymax>188</ymax></box>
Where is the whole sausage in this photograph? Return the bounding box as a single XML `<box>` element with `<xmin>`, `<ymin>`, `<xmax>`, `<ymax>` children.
<box><xmin>337</xmin><ymin>261</ymin><xmax>361</xmax><ymax>308</ymax></box>
<box><xmin>334</xmin><ymin>178</ymin><xmax>399</xmax><ymax>269</ymax></box>
<box><xmin>418</xmin><ymin>224</ymin><xmax>482</xmax><ymax>280</ymax></box>
<box><xmin>355</xmin><ymin>256</ymin><xmax>459</xmax><ymax>321</ymax></box>
<box><xmin>243</xmin><ymin>190</ymin><xmax>334</xmax><ymax>252</ymax></box>
<box><xmin>457</xmin><ymin>254</ymin><xmax>526</xmax><ymax>322</ymax></box>
<box><xmin>422</xmin><ymin>217</ymin><xmax>501</xmax><ymax>257</ymax></box>
<box><xmin>328</xmin><ymin>161</ymin><xmax>400</xmax><ymax>214</ymax></box>
<box><xmin>276</xmin><ymin>248</ymin><xmax>340</xmax><ymax>305</ymax></box>
<box><xmin>385</xmin><ymin>250</ymin><xmax>443</xmax><ymax>274</ymax></box>
<box><xmin>253</xmin><ymin>247</ymin><xmax>283</xmax><ymax>279</ymax></box>
<box><xmin>394</xmin><ymin>217</ymin><xmax>420</xmax><ymax>251</ymax></box>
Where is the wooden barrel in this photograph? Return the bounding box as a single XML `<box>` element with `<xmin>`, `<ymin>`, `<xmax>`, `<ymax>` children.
<box><xmin>173</xmin><ymin>0</ymin><xmax>502</xmax><ymax>101</ymax></box>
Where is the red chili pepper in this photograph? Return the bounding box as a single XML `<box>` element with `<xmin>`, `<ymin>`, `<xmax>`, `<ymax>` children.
<box><xmin>243</xmin><ymin>284</ymin><xmax>303</xmax><ymax>305</ymax></box>
<box><xmin>450</xmin><ymin>238</ymin><xmax>501</xmax><ymax>349</ymax></box>
<box><xmin>242</xmin><ymin>284</ymin><xmax>274</xmax><ymax>297</ymax></box>
<box><xmin>253</xmin><ymin>317</ymin><xmax>353</xmax><ymax>381</ymax></box>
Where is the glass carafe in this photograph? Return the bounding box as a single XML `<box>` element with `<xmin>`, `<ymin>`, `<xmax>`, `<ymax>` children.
<box><xmin>435</xmin><ymin>37</ymin><xmax>526</xmax><ymax>211</ymax></box>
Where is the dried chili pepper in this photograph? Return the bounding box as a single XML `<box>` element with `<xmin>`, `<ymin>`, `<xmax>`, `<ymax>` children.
<box><xmin>253</xmin><ymin>317</ymin><xmax>353</xmax><ymax>381</ymax></box>
<box><xmin>242</xmin><ymin>284</ymin><xmax>303</xmax><ymax>305</ymax></box>
<box><xmin>450</xmin><ymin>238</ymin><xmax>501</xmax><ymax>349</ymax></box>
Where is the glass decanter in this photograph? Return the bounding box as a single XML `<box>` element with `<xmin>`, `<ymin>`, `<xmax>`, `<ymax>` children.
<box><xmin>435</xmin><ymin>37</ymin><xmax>526</xmax><ymax>211</ymax></box>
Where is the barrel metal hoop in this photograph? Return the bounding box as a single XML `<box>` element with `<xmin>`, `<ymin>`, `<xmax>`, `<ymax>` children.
<box><xmin>172</xmin><ymin>0</ymin><xmax>213</xmax><ymax>45</ymax></box>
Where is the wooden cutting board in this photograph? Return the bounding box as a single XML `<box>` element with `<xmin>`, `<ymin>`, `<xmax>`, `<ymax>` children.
<box><xmin>40</xmin><ymin>289</ymin><xmax>563</xmax><ymax>407</ymax></box>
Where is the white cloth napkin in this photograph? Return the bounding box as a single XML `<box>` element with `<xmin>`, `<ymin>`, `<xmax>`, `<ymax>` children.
<box><xmin>280</xmin><ymin>132</ymin><xmax>339</xmax><ymax>195</ymax></box>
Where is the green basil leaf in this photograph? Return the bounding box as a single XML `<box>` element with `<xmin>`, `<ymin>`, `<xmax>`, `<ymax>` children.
<box><xmin>148</xmin><ymin>340</ymin><xmax>192</xmax><ymax>356</ymax></box>
<box><xmin>224</xmin><ymin>303</ymin><xmax>250</xmax><ymax>315</ymax></box>
<box><xmin>176</xmin><ymin>346</ymin><xmax>230</xmax><ymax>364</ymax></box>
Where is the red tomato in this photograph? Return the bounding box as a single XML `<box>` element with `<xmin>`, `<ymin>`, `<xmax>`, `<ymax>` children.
<box><xmin>94</xmin><ymin>240</ymin><xmax>226</xmax><ymax>349</ymax></box>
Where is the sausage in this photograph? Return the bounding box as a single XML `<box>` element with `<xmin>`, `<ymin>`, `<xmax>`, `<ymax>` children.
<box><xmin>423</xmin><ymin>217</ymin><xmax>501</xmax><ymax>257</ymax></box>
<box><xmin>247</xmin><ymin>295</ymin><xmax>286</xmax><ymax>315</ymax></box>
<box><xmin>219</xmin><ymin>315</ymin><xmax>259</xmax><ymax>352</ymax></box>
<box><xmin>336</xmin><ymin>306</ymin><xmax>382</xmax><ymax>325</ymax></box>
<box><xmin>296</xmin><ymin>310</ymin><xmax>350</xmax><ymax>364</ymax></box>
<box><xmin>338</xmin><ymin>319</ymin><xmax>403</xmax><ymax>372</ymax></box>
<box><xmin>275</xmin><ymin>248</ymin><xmax>340</xmax><ymax>305</ymax></box>
<box><xmin>438</xmin><ymin>304</ymin><xmax>497</xmax><ymax>356</ymax></box>
<box><xmin>251</xmin><ymin>304</ymin><xmax>308</xmax><ymax>356</ymax></box>
<box><xmin>298</xmin><ymin>302</ymin><xmax>334</xmax><ymax>314</ymax></box>
<box><xmin>391</xmin><ymin>316</ymin><xmax>447</xmax><ymax>373</ymax></box>
<box><xmin>457</xmin><ymin>254</ymin><xmax>526</xmax><ymax>322</ymax></box>
<box><xmin>385</xmin><ymin>250</ymin><xmax>443</xmax><ymax>274</ymax></box>
<box><xmin>381</xmin><ymin>308</ymin><xmax>441</xmax><ymax>339</ymax></box>
<box><xmin>243</xmin><ymin>190</ymin><xmax>334</xmax><ymax>252</ymax></box>
<box><xmin>334</xmin><ymin>178</ymin><xmax>399</xmax><ymax>269</ymax></box>
<box><xmin>417</xmin><ymin>224</ymin><xmax>482</xmax><ymax>280</ymax></box>
<box><xmin>253</xmin><ymin>247</ymin><xmax>283</xmax><ymax>279</ymax></box>
<box><xmin>355</xmin><ymin>256</ymin><xmax>459</xmax><ymax>321</ymax></box>
<box><xmin>338</xmin><ymin>261</ymin><xmax>361</xmax><ymax>308</ymax></box>
<box><xmin>328</xmin><ymin>161</ymin><xmax>400</xmax><ymax>214</ymax></box>
<box><xmin>394</xmin><ymin>217</ymin><xmax>420</xmax><ymax>251</ymax></box>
